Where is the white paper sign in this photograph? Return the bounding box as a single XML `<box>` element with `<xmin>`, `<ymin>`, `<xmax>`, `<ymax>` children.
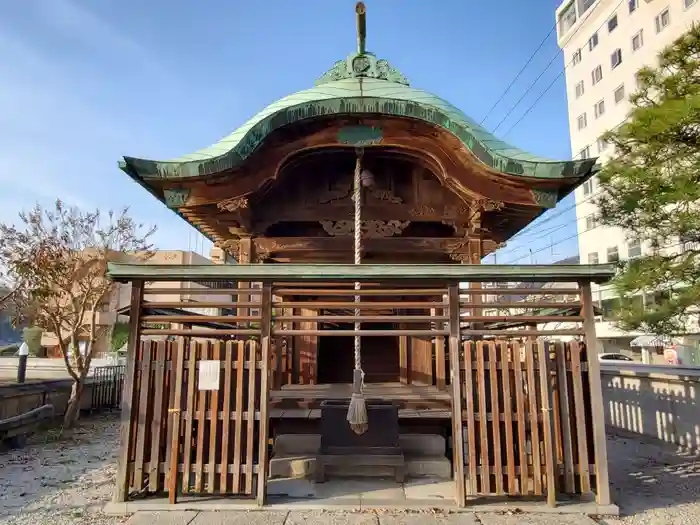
<box><xmin>198</xmin><ymin>360</ymin><xmax>220</xmax><ymax>391</ymax></box>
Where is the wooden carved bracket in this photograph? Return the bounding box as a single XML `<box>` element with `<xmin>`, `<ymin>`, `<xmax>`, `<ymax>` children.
<box><xmin>368</xmin><ymin>188</ymin><xmax>402</xmax><ymax>204</ymax></box>
<box><xmin>318</xmin><ymin>181</ymin><xmax>403</xmax><ymax>205</ymax></box>
<box><xmin>412</xmin><ymin>199</ymin><xmax>503</xmax><ymax>236</ymax></box>
<box><xmin>320</xmin><ymin>220</ymin><xmax>410</xmax><ymax>238</ymax></box>
<box><xmin>216</xmin><ymin>239</ymin><xmax>241</xmax><ymax>258</ymax></box>
<box><xmin>217</xmin><ymin>197</ymin><xmax>248</xmax><ymax>212</ymax></box>
<box><xmin>216</xmin><ymin>197</ymin><xmax>252</xmax><ymax>232</ymax></box>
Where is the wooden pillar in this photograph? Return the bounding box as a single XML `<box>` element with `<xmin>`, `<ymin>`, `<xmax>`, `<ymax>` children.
<box><xmin>297</xmin><ymin>308</ymin><xmax>318</xmax><ymax>384</ymax></box>
<box><xmin>433</xmin><ymin>307</ymin><xmax>447</xmax><ymax>390</ymax></box>
<box><xmin>579</xmin><ymin>282</ymin><xmax>612</xmax><ymax>506</ymax></box>
<box><xmin>291</xmin><ymin>308</ymin><xmax>300</xmax><ymax>384</ymax></box>
<box><xmin>410</xmin><ymin>329</ymin><xmax>432</xmax><ymax>386</ymax></box>
<box><xmin>237</xmin><ymin>237</ymin><xmax>254</xmax><ymax>331</ymax></box>
<box><xmin>448</xmin><ymin>283</ymin><xmax>466</xmax><ymax>507</ymax></box>
<box><xmin>399</xmin><ymin>313</ymin><xmax>410</xmax><ymax>384</ymax></box>
<box><xmin>538</xmin><ymin>341</ymin><xmax>558</xmax><ymax>507</ymax></box>
<box><xmin>114</xmin><ymin>280</ymin><xmax>144</xmax><ymax>503</ymax></box>
<box><xmin>256</xmin><ymin>283</ymin><xmax>272</xmax><ymax>506</ymax></box>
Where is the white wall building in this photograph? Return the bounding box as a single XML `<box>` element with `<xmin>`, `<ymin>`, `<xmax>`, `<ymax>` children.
<box><xmin>556</xmin><ymin>0</ymin><xmax>700</xmax><ymax>353</ymax></box>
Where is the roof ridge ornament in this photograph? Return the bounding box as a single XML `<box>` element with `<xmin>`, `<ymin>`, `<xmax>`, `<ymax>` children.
<box><xmin>315</xmin><ymin>3</ymin><xmax>410</xmax><ymax>86</ymax></box>
<box><xmin>356</xmin><ymin>2</ymin><xmax>366</xmax><ymax>55</ymax></box>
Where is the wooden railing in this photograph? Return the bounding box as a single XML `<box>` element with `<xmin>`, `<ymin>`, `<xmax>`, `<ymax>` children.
<box><xmin>108</xmin><ymin>263</ymin><xmax>614</xmax><ymax>508</ymax></box>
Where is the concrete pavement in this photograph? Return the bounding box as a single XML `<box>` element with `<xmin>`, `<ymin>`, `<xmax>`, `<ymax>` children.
<box><xmin>124</xmin><ymin>510</ymin><xmax>601</xmax><ymax>525</ymax></box>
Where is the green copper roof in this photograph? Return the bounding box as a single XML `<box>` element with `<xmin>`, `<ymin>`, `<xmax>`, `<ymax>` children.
<box><xmin>120</xmin><ymin>51</ymin><xmax>596</xmax><ymax>182</ymax></box>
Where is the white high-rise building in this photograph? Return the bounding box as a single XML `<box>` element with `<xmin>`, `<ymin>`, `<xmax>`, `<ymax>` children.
<box><xmin>556</xmin><ymin>0</ymin><xmax>700</xmax><ymax>355</ymax></box>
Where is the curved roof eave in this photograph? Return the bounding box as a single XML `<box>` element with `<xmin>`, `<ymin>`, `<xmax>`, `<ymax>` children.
<box><xmin>120</xmin><ymin>78</ymin><xmax>596</xmax><ymax>183</ymax></box>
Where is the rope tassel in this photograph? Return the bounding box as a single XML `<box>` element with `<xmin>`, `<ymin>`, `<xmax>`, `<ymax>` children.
<box><xmin>347</xmin><ymin>149</ymin><xmax>368</xmax><ymax>435</ymax></box>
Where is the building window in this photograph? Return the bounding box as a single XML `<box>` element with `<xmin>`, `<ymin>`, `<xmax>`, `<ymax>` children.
<box><xmin>589</xmin><ymin>32</ymin><xmax>599</xmax><ymax>51</ymax></box>
<box><xmin>583</xmin><ymin>178</ymin><xmax>594</xmax><ymax>195</ymax></box>
<box><xmin>582</xmin><ymin>0</ymin><xmax>596</xmax><ymax>13</ymax></box>
<box><xmin>655</xmin><ymin>8</ymin><xmax>670</xmax><ymax>33</ymax></box>
<box><xmin>602</xmin><ymin>297</ymin><xmax>622</xmax><ymax>321</ymax></box>
<box><xmin>632</xmin><ymin>30</ymin><xmax>644</xmax><ymax>51</ymax></box>
<box><xmin>597</xmin><ymin>137</ymin><xmax>609</xmax><ymax>153</ymax></box>
<box><xmin>608</xmin><ymin>14</ymin><xmax>618</xmax><ymax>33</ymax></box>
<box><xmin>585</xmin><ymin>215</ymin><xmax>596</xmax><ymax>230</ymax></box>
<box><xmin>629</xmin><ymin>0</ymin><xmax>638</xmax><ymax>13</ymax></box>
<box><xmin>594</xmin><ymin>99</ymin><xmax>606</xmax><ymax>119</ymax></box>
<box><xmin>686</xmin><ymin>0</ymin><xmax>698</xmax><ymax>8</ymax></box>
<box><xmin>580</xmin><ymin>146</ymin><xmax>591</xmax><ymax>159</ymax></box>
<box><xmin>611</xmin><ymin>48</ymin><xmax>623</xmax><ymax>69</ymax></box>
<box><xmin>559</xmin><ymin>1</ymin><xmax>578</xmax><ymax>34</ymax></box>
<box><xmin>577</xmin><ymin>113</ymin><xmax>588</xmax><ymax>130</ymax></box>
<box><xmin>607</xmin><ymin>246</ymin><xmax>620</xmax><ymax>263</ymax></box>
<box><xmin>614</xmin><ymin>84</ymin><xmax>625</xmax><ymax>104</ymax></box>
<box><xmin>572</xmin><ymin>49</ymin><xmax>582</xmax><ymax>65</ymax></box>
<box><xmin>628</xmin><ymin>239</ymin><xmax>642</xmax><ymax>258</ymax></box>
<box><xmin>592</xmin><ymin>65</ymin><xmax>603</xmax><ymax>85</ymax></box>
<box><xmin>575</xmin><ymin>80</ymin><xmax>585</xmax><ymax>98</ymax></box>
<box><xmin>588</xmin><ymin>252</ymin><xmax>599</xmax><ymax>264</ymax></box>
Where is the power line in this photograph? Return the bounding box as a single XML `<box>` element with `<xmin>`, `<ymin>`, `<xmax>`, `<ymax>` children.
<box><xmin>500</xmin><ymin>0</ymin><xmax>626</xmax><ymax>138</ymax></box>
<box><xmin>500</xmin><ymin>109</ymin><xmax>633</xmax><ymax>244</ymax></box>
<box><xmin>506</xmin><ymin>192</ymin><xmax>596</xmax><ymax>243</ymax></box>
<box><xmin>480</xmin><ymin>24</ymin><xmax>557</xmax><ymax>125</ymax></box>
<box><xmin>497</xmin><ymin>208</ymin><xmax>598</xmax><ymax>261</ymax></box>
<box><xmin>492</xmin><ymin>50</ymin><xmax>562</xmax><ymax>134</ymax></box>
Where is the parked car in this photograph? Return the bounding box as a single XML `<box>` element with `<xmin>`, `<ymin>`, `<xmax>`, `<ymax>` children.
<box><xmin>598</xmin><ymin>353</ymin><xmax>633</xmax><ymax>361</ymax></box>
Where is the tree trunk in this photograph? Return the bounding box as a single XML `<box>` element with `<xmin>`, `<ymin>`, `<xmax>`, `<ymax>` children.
<box><xmin>63</xmin><ymin>379</ymin><xmax>85</xmax><ymax>428</ymax></box>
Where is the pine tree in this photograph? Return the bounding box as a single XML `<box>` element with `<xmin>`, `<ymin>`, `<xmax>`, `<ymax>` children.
<box><xmin>596</xmin><ymin>24</ymin><xmax>700</xmax><ymax>335</ymax></box>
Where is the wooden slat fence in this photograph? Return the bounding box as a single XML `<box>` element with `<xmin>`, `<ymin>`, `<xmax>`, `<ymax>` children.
<box><xmin>123</xmin><ymin>339</ymin><xmax>266</xmax><ymax>503</ymax></box>
<box><xmin>459</xmin><ymin>339</ymin><xmax>595</xmax><ymax>500</ymax></box>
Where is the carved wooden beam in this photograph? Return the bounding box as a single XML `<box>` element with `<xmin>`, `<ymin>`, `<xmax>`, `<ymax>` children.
<box><xmin>253</xmin><ymin>236</ymin><xmax>477</xmax><ymax>255</ymax></box>
<box><xmin>173</xmin><ymin>117</ymin><xmax>569</xmax><ymax>210</ymax></box>
<box><xmin>319</xmin><ymin>220</ymin><xmax>410</xmax><ymax>238</ymax></box>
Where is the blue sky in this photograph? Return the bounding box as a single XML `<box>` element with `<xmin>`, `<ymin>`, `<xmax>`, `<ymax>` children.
<box><xmin>0</xmin><ymin>0</ymin><xmax>581</xmax><ymax>264</ymax></box>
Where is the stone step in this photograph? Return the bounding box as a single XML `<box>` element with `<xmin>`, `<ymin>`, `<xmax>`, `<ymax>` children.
<box><xmin>273</xmin><ymin>433</ymin><xmax>445</xmax><ymax>457</ymax></box>
<box><xmin>269</xmin><ymin>454</ymin><xmax>451</xmax><ymax>480</ymax></box>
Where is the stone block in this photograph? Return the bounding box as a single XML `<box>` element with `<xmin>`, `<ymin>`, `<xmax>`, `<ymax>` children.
<box><xmin>269</xmin><ymin>455</ymin><xmax>316</xmax><ymax>478</ymax></box>
<box><xmin>403</xmin><ymin>479</ymin><xmax>455</xmax><ymax>500</ymax></box>
<box><xmin>405</xmin><ymin>458</ymin><xmax>451</xmax><ymax>479</ymax></box>
<box><xmin>378</xmin><ymin>512</ymin><xmax>479</xmax><ymax>525</ymax></box>
<box><xmin>399</xmin><ymin>434</ymin><xmax>445</xmax><ymax>456</ymax></box>
<box><xmin>286</xmin><ymin>510</ymin><xmax>376</xmax><ymax>525</ymax></box>
<box><xmin>273</xmin><ymin>434</ymin><xmax>321</xmax><ymax>455</ymax></box>
<box><xmin>126</xmin><ymin>511</ymin><xmax>199</xmax><ymax>525</ymax></box>
<box><xmin>190</xmin><ymin>510</ymin><xmax>288</xmax><ymax>525</ymax></box>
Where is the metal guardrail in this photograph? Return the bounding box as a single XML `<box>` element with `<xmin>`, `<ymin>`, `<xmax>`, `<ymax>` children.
<box><xmin>599</xmin><ymin>361</ymin><xmax>700</xmax><ymax>379</ymax></box>
<box><xmin>90</xmin><ymin>365</ymin><xmax>125</xmax><ymax>412</ymax></box>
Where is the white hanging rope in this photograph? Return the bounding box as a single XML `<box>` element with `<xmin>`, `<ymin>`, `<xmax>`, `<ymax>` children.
<box><xmin>353</xmin><ymin>154</ymin><xmax>362</xmax><ymax>373</ymax></box>
<box><xmin>347</xmin><ymin>149</ymin><xmax>368</xmax><ymax>435</ymax></box>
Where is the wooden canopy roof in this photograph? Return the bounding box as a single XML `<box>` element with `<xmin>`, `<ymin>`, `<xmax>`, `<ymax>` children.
<box><xmin>117</xmin><ymin>5</ymin><xmax>597</xmax><ymax>263</ymax></box>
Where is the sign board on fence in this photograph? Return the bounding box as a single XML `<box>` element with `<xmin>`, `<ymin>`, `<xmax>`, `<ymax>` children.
<box><xmin>198</xmin><ymin>360</ymin><xmax>220</xmax><ymax>390</ymax></box>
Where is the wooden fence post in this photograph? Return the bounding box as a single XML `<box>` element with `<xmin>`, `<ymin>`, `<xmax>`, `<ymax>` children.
<box><xmin>256</xmin><ymin>282</ymin><xmax>273</xmax><ymax>506</ymax></box>
<box><xmin>448</xmin><ymin>283</ymin><xmax>466</xmax><ymax>506</ymax></box>
<box><xmin>579</xmin><ymin>281</ymin><xmax>612</xmax><ymax>506</ymax></box>
<box><xmin>113</xmin><ymin>280</ymin><xmax>144</xmax><ymax>503</ymax></box>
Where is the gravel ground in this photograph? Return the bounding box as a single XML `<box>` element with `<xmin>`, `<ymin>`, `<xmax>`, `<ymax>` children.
<box><xmin>596</xmin><ymin>434</ymin><xmax>700</xmax><ymax>525</ymax></box>
<box><xmin>0</xmin><ymin>416</ymin><xmax>697</xmax><ymax>525</ymax></box>
<box><xmin>0</xmin><ymin>414</ymin><xmax>126</xmax><ymax>525</ymax></box>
